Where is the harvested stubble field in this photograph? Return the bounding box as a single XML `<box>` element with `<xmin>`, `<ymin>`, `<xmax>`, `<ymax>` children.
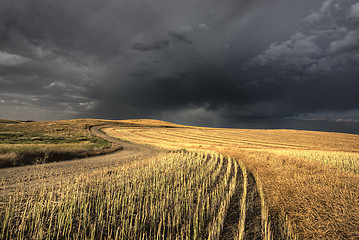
<box><xmin>1</xmin><ymin>118</ymin><xmax>359</xmax><ymax>239</ymax></box>
<box><xmin>103</xmin><ymin>119</ymin><xmax>359</xmax><ymax>239</ymax></box>
<box><xmin>1</xmin><ymin>150</ymin><xmax>271</xmax><ymax>239</ymax></box>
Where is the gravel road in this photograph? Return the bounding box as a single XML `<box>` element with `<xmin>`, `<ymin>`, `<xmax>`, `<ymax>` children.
<box><xmin>0</xmin><ymin>125</ymin><xmax>161</xmax><ymax>193</ymax></box>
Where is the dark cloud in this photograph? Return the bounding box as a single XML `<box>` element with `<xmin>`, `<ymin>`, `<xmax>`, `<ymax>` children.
<box><xmin>169</xmin><ymin>31</ymin><xmax>193</xmax><ymax>44</ymax></box>
<box><xmin>132</xmin><ymin>40</ymin><xmax>171</xmax><ymax>52</ymax></box>
<box><xmin>131</xmin><ymin>28</ymin><xmax>194</xmax><ymax>52</ymax></box>
<box><xmin>247</xmin><ymin>0</ymin><xmax>359</xmax><ymax>78</ymax></box>
<box><xmin>348</xmin><ymin>2</ymin><xmax>359</xmax><ymax>20</ymax></box>
<box><xmin>0</xmin><ymin>0</ymin><xmax>358</xmax><ymax>127</ymax></box>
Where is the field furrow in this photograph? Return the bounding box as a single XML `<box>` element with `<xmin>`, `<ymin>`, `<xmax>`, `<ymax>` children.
<box><xmin>1</xmin><ymin>150</ymin><xmax>268</xmax><ymax>239</ymax></box>
<box><xmin>103</xmin><ymin>121</ymin><xmax>359</xmax><ymax>239</ymax></box>
<box><xmin>108</xmin><ymin>127</ymin><xmax>315</xmax><ymax>151</ymax></box>
<box><xmin>155</xmin><ymin>129</ymin><xmax>311</xmax><ymax>150</ymax></box>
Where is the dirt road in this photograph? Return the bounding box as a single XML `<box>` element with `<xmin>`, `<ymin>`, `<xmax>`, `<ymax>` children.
<box><xmin>0</xmin><ymin>125</ymin><xmax>161</xmax><ymax>193</ymax></box>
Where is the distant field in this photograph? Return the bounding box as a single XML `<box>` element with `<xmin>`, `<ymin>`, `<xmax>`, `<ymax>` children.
<box><xmin>0</xmin><ymin>119</ymin><xmax>118</xmax><ymax>168</ymax></box>
<box><xmin>104</xmin><ymin>119</ymin><xmax>359</xmax><ymax>239</ymax></box>
<box><xmin>0</xmin><ymin>118</ymin><xmax>187</xmax><ymax>168</ymax></box>
<box><xmin>104</xmin><ymin>122</ymin><xmax>359</xmax><ymax>151</ymax></box>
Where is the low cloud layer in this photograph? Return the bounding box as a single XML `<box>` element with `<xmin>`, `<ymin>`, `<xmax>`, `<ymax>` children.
<box><xmin>0</xmin><ymin>0</ymin><xmax>358</xmax><ymax>125</ymax></box>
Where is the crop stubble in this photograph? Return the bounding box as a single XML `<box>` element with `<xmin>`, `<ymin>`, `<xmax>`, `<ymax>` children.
<box><xmin>104</xmin><ymin>121</ymin><xmax>359</xmax><ymax>239</ymax></box>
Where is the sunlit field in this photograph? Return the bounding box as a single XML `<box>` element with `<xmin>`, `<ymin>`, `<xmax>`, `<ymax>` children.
<box><xmin>0</xmin><ymin>119</ymin><xmax>120</xmax><ymax>168</ymax></box>
<box><xmin>104</xmin><ymin>119</ymin><xmax>359</xmax><ymax>239</ymax></box>
<box><xmin>1</xmin><ymin>118</ymin><xmax>359</xmax><ymax>239</ymax></box>
<box><xmin>0</xmin><ymin>150</ymin><xmax>272</xmax><ymax>239</ymax></box>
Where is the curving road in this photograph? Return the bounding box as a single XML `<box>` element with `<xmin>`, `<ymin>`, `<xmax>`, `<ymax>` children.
<box><xmin>0</xmin><ymin>125</ymin><xmax>161</xmax><ymax>193</ymax></box>
<box><xmin>89</xmin><ymin>124</ymin><xmax>160</xmax><ymax>157</ymax></box>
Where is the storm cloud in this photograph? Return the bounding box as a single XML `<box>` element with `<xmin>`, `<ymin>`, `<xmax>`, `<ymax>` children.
<box><xmin>0</xmin><ymin>0</ymin><xmax>358</xmax><ymax>126</ymax></box>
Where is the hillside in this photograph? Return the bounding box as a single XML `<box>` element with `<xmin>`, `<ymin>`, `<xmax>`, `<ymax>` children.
<box><xmin>0</xmin><ymin>119</ymin><xmax>121</xmax><ymax>168</ymax></box>
<box><xmin>0</xmin><ymin>119</ymin><xmax>21</xmax><ymax>123</ymax></box>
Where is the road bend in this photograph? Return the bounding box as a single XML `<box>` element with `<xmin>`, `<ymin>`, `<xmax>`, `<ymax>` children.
<box><xmin>0</xmin><ymin>125</ymin><xmax>161</xmax><ymax>193</ymax></box>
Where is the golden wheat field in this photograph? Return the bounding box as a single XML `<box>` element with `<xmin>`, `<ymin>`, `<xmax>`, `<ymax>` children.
<box><xmin>103</xmin><ymin>119</ymin><xmax>359</xmax><ymax>239</ymax></box>
<box><xmin>1</xmin><ymin>118</ymin><xmax>359</xmax><ymax>239</ymax></box>
<box><xmin>1</xmin><ymin>150</ymin><xmax>273</xmax><ymax>240</ymax></box>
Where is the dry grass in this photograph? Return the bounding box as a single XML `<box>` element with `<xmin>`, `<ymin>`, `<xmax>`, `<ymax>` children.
<box><xmin>2</xmin><ymin>118</ymin><xmax>358</xmax><ymax>239</ymax></box>
<box><xmin>118</xmin><ymin>119</ymin><xmax>185</xmax><ymax>128</ymax></box>
<box><xmin>103</xmin><ymin>125</ymin><xmax>359</xmax><ymax>152</ymax></box>
<box><xmin>228</xmin><ymin>150</ymin><xmax>359</xmax><ymax>239</ymax></box>
<box><xmin>104</xmin><ymin>120</ymin><xmax>359</xmax><ymax>239</ymax></box>
<box><xmin>268</xmin><ymin>149</ymin><xmax>359</xmax><ymax>174</ymax></box>
<box><xmin>0</xmin><ymin>150</ymin><xmax>265</xmax><ymax>239</ymax></box>
<box><xmin>0</xmin><ymin>119</ymin><xmax>122</xmax><ymax>168</ymax></box>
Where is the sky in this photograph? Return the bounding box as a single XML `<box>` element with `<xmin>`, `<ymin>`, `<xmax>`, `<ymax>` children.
<box><xmin>1</xmin><ymin>0</ymin><xmax>359</xmax><ymax>128</ymax></box>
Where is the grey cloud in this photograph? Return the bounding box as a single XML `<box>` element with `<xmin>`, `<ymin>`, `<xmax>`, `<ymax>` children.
<box><xmin>159</xmin><ymin>105</ymin><xmax>222</xmax><ymax>127</ymax></box>
<box><xmin>348</xmin><ymin>2</ymin><xmax>359</xmax><ymax>20</ymax></box>
<box><xmin>248</xmin><ymin>32</ymin><xmax>322</xmax><ymax>71</ymax></box>
<box><xmin>303</xmin><ymin>0</ymin><xmax>335</xmax><ymax>23</ymax></box>
<box><xmin>131</xmin><ymin>26</ymin><xmax>194</xmax><ymax>52</ymax></box>
<box><xmin>197</xmin><ymin>23</ymin><xmax>211</xmax><ymax>31</ymax></box>
<box><xmin>169</xmin><ymin>31</ymin><xmax>193</xmax><ymax>44</ymax></box>
<box><xmin>1</xmin><ymin>0</ymin><xmax>358</xmax><ymax>126</ymax></box>
<box><xmin>329</xmin><ymin>30</ymin><xmax>359</xmax><ymax>54</ymax></box>
<box><xmin>0</xmin><ymin>51</ymin><xmax>29</xmax><ymax>66</ymax></box>
<box><xmin>132</xmin><ymin>40</ymin><xmax>170</xmax><ymax>52</ymax></box>
<box><xmin>247</xmin><ymin>0</ymin><xmax>359</xmax><ymax>78</ymax></box>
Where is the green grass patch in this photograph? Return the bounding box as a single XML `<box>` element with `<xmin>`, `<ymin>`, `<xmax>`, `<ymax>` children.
<box><xmin>0</xmin><ymin>120</ymin><xmax>117</xmax><ymax>168</ymax></box>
